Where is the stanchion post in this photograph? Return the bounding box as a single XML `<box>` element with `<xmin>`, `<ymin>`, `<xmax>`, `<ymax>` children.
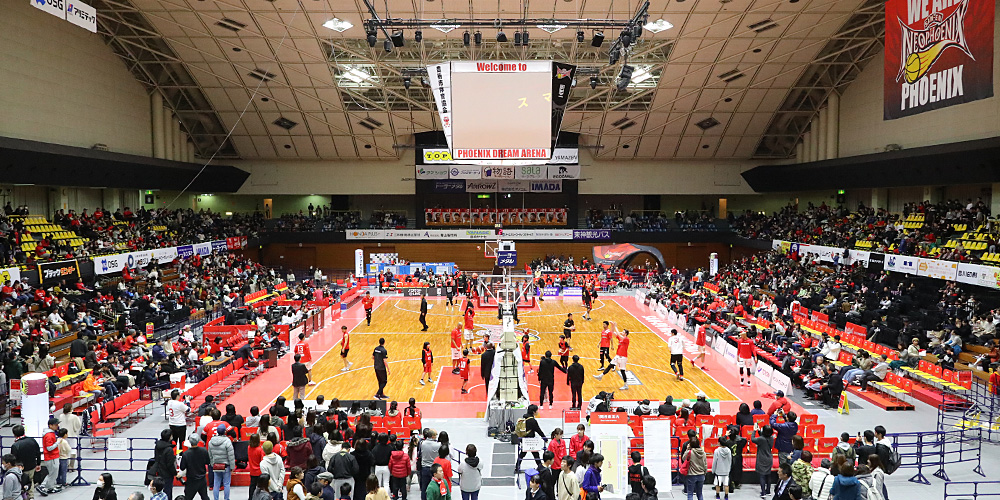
<box><xmin>70</xmin><ymin>437</ymin><xmax>88</xmax><ymax>486</ymax></box>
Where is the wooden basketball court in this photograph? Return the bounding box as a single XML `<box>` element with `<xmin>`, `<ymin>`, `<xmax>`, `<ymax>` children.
<box><xmin>281</xmin><ymin>296</ymin><xmax>735</xmax><ymax>406</ymax></box>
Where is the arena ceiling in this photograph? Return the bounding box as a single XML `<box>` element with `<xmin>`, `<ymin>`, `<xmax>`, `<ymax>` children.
<box><xmin>93</xmin><ymin>0</ymin><xmax>884</xmax><ymax>161</ymax></box>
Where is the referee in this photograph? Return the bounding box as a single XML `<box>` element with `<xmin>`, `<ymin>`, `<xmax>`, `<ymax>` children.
<box><xmin>419</xmin><ymin>293</ymin><xmax>429</xmax><ymax>332</ymax></box>
<box><xmin>372</xmin><ymin>337</ymin><xmax>389</xmax><ymax>400</ymax></box>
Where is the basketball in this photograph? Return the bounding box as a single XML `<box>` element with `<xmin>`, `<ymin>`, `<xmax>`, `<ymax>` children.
<box><xmin>904</xmin><ymin>52</ymin><xmax>922</xmax><ymax>83</ymax></box>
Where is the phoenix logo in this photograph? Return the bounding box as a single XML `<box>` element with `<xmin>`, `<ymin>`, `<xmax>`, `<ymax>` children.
<box><xmin>555</xmin><ymin>68</ymin><xmax>572</xmax><ymax>79</ymax></box>
<box><xmin>896</xmin><ymin>0</ymin><xmax>973</xmax><ymax>84</ymax></box>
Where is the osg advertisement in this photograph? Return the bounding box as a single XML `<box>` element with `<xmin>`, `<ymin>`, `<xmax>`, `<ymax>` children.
<box><xmin>884</xmin><ymin>0</ymin><xmax>994</xmax><ymax>119</ymax></box>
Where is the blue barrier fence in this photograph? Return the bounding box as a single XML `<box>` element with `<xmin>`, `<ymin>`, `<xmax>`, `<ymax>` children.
<box><xmin>944</xmin><ymin>481</ymin><xmax>1000</xmax><ymax>500</ymax></box>
<box><xmin>938</xmin><ymin>381</ymin><xmax>1000</xmax><ymax>444</ymax></box>
<box><xmin>0</xmin><ymin>435</ymin><xmax>157</xmax><ymax>487</ymax></box>
<box><xmin>886</xmin><ymin>427</ymin><xmax>984</xmax><ymax>485</ymax></box>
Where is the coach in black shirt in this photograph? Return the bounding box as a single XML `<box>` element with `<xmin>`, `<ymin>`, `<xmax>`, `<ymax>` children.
<box><xmin>481</xmin><ymin>343</ymin><xmax>496</xmax><ymax>382</ymax></box>
<box><xmin>566</xmin><ymin>355</ymin><xmax>585</xmax><ymax>410</ymax></box>
<box><xmin>291</xmin><ymin>356</ymin><xmax>310</xmax><ymax>400</ymax></box>
<box><xmin>537</xmin><ymin>351</ymin><xmax>565</xmax><ymax>409</ymax></box>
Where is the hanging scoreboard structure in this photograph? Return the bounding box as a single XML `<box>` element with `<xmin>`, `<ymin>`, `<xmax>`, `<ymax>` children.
<box><xmin>427</xmin><ymin>61</ymin><xmax>576</xmax><ymax>165</ymax></box>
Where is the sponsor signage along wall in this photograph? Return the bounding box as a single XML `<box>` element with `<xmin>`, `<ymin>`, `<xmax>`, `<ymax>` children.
<box><xmin>0</xmin><ymin>267</ymin><xmax>22</xmax><ymax>284</ymax></box>
<box><xmin>515</xmin><ymin>165</ymin><xmax>547</xmax><ymax>179</ymax></box>
<box><xmin>573</xmin><ymin>229</ymin><xmax>611</xmax><ymax>240</ymax></box>
<box><xmin>917</xmin><ymin>258</ymin><xmax>958</xmax><ymax>280</ymax></box>
<box><xmin>885</xmin><ymin>255</ymin><xmax>919</xmax><ymax>274</ymax></box>
<box><xmin>31</xmin><ymin>0</ymin><xmax>66</xmax><ymax>20</ymax></box>
<box><xmin>65</xmin><ymin>0</ymin><xmax>97</xmax><ymax>32</ymax></box>
<box><xmin>464</xmin><ymin>179</ymin><xmax>499</xmax><ymax>192</ymax></box>
<box><xmin>347</xmin><ymin>229</ymin><xmax>590</xmax><ymax>240</ymax></box>
<box><xmin>448</xmin><ymin>166</ymin><xmax>483</xmax><ymax>179</ymax></box>
<box><xmin>37</xmin><ymin>260</ymin><xmax>80</xmax><ymax>286</ymax></box>
<box><xmin>415</xmin><ymin>165</ymin><xmax>450</xmax><ymax>179</ymax></box>
<box><xmin>419</xmin><ymin>148</ymin><xmax>579</xmax><ymax>166</ymax></box>
<box><xmin>498</xmin><ymin>180</ymin><xmax>531</xmax><ymax>192</ymax></box>
<box><xmin>884</xmin><ymin>0</ymin><xmax>995</xmax><ymax>119</ymax></box>
<box><xmin>547</xmin><ymin>164</ymin><xmax>580</xmax><ymax>179</ymax></box>
<box><xmin>432</xmin><ymin>180</ymin><xmax>466</xmax><ymax>193</ymax></box>
<box><xmin>529</xmin><ymin>180</ymin><xmax>563</xmax><ymax>193</ymax></box>
<box><xmin>956</xmin><ymin>262</ymin><xmax>1000</xmax><ymax>289</ymax></box>
<box><xmin>482</xmin><ymin>166</ymin><xmax>515</xmax><ymax>179</ymax></box>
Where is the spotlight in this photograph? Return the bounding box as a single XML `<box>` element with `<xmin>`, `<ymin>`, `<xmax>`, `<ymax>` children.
<box><xmin>576</xmin><ymin>30</ymin><xmax>585</xmax><ymax>42</ymax></box>
<box><xmin>632</xmin><ymin>24</ymin><xmax>643</xmax><ymax>40</ymax></box>
<box><xmin>403</xmin><ymin>77</ymin><xmax>411</xmax><ymax>89</ymax></box>
<box><xmin>616</xmin><ymin>64</ymin><xmax>634</xmax><ymax>90</ymax></box>
<box><xmin>590</xmin><ymin>76</ymin><xmax>598</xmax><ymax>89</ymax></box>
<box><xmin>591</xmin><ymin>31</ymin><xmax>605</xmax><ymax>47</ymax></box>
<box><xmin>522</xmin><ymin>30</ymin><xmax>529</xmax><ymax>45</ymax></box>
<box><xmin>390</xmin><ymin>30</ymin><xmax>404</xmax><ymax>47</ymax></box>
<box><xmin>366</xmin><ymin>32</ymin><xmax>377</xmax><ymax>47</ymax></box>
<box><xmin>414</xmin><ymin>30</ymin><xmax>422</xmax><ymax>42</ymax></box>
<box><xmin>620</xmin><ymin>30</ymin><xmax>632</xmax><ymax>47</ymax></box>
<box><xmin>383</xmin><ymin>39</ymin><xmax>392</xmax><ymax>53</ymax></box>
<box><xmin>473</xmin><ymin>31</ymin><xmax>482</xmax><ymax>45</ymax></box>
<box><xmin>608</xmin><ymin>47</ymin><xmax>620</xmax><ymax>65</ymax></box>
<box><xmin>514</xmin><ymin>31</ymin><xmax>522</xmax><ymax>45</ymax></box>
<box><xmin>463</xmin><ymin>30</ymin><xmax>470</xmax><ymax>46</ymax></box>
<box><xmin>496</xmin><ymin>31</ymin><xmax>507</xmax><ymax>42</ymax></box>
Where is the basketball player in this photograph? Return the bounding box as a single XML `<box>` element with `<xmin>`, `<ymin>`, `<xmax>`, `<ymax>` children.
<box><xmin>521</xmin><ymin>332</ymin><xmax>533</xmax><ymax>375</ymax></box>
<box><xmin>451</xmin><ymin>322</ymin><xmax>463</xmax><ymax>374</ymax></box>
<box><xmin>737</xmin><ymin>331</ymin><xmax>757</xmax><ymax>387</ymax></box>
<box><xmin>362</xmin><ymin>291</ymin><xmax>375</xmax><ymax>326</ymax></box>
<box><xmin>598</xmin><ymin>321</ymin><xmax>614</xmax><ymax>369</ymax></box>
<box><xmin>458</xmin><ymin>349</ymin><xmax>471</xmax><ymax>394</ymax></box>
<box><xmin>694</xmin><ymin>323</ymin><xmax>708</xmax><ymax>370</ymax></box>
<box><xmin>294</xmin><ymin>332</ymin><xmax>315</xmax><ymax>385</ymax></box>
<box><xmin>668</xmin><ymin>328</ymin><xmax>685</xmax><ymax>381</ymax></box>
<box><xmin>339</xmin><ymin>325</ymin><xmax>353</xmax><ymax>372</ymax></box>
<box><xmin>593</xmin><ymin>327</ymin><xmax>630</xmax><ymax>391</ymax></box>
<box><xmin>557</xmin><ymin>335</ymin><xmax>572</xmax><ymax>370</ymax></box>
<box><xmin>463</xmin><ymin>307</ymin><xmax>475</xmax><ymax>350</ymax></box>
<box><xmin>562</xmin><ymin>313</ymin><xmax>576</xmax><ymax>340</ymax></box>
<box><xmin>445</xmin><ymin>278</ymin><xmax>455</xmax><ymax>311</ymax></box>
<box><xmin>419</xmin><ymin>293</ymin><xmax>429</xmax><ymax>332</ymax></box>
<box><xmin>582</xmin><ymin>288</ymin><xmax>593</xmax><ymax>321</ymax></box>
<box><xmin>419</xmin><ymin>341</ymin><xmax>434</xmax><ymax>385</ymax></box>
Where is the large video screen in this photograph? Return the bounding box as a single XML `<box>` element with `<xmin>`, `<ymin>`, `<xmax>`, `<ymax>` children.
<box><xmin>427</xmin><ymin>61</ymin><xmax>576</xmax><ymax>163</ymax></box>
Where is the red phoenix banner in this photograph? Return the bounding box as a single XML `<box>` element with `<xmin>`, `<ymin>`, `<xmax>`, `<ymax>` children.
<box><xmin>884</xmin><ymin>0</ymin><xmax>994</xmax><ymax>119</ymax></box>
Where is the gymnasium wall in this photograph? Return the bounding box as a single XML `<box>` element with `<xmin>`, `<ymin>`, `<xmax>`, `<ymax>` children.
<box><xmin>231</xmin><ymin>158</ymin><xmax>415</xmax><ymax>195</ymax></box>
<box><xmin>260</xmin><ymin>242</ymin><xmax>760</xmax><ymax>273</ymax></box>
<box><xmin>0</xmin><ymin>2</ymin><xmax>152</xmax><ymax>157</ymax></box>
<box><xmin>838</xmin><ymin>13</ymin><xmax>1000</xmax><ymax>159</ymax></box>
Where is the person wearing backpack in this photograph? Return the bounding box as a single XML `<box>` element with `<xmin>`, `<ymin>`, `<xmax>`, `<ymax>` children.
<box><xmin>627</xmin><ymin>452</ymin><xmax>647</xmax><ymax>495</ymax></box>
<box><xmin>855</xmin><ymin>466</ymin><xmax>883</xmax><ymax>500</ymax></box>
<box><xmin>866</xmin><ymin>456</ymin><xmax>888</xmax><ymax>500</ymax></box>
<box><xmin>1</xmin><ymin>454</ymin><xmax>23</xmax><ymax>500</ymax></box>
<box><xmin>514</xmin><ymin>405</ymin><xmax>545</xmax><ymax>473</ymax></box>
<box><xmin>830</xmin><ymin>434</ymin><xmax>856</xmax><ymax>467</ymax></box>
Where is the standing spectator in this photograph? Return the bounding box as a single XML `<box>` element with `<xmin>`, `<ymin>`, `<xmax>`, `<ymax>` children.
<box><xmin>150</xmin><ymin>429</ymin><xmax>177</xmax><ymax>499</ymax></box>
<box><xmin>424</xmin><ymin>464</ymin><xmax>451</xmax><ymax>500</ymax></box>
<box><xmin>166</xmin><ymin>390</ymin><xmax>191</xmax><ymax>450</ymax></box>
<box><xmin>260</xmin><ymin>442</ymin><xmax>286</xmax><ymax>500</ymax></box>
<box><xmin>526</xmin><ymin>475</ymin><xmax>545</xmax><ymax>500</ymax></box>
<box><xmin>580</xmin><ymin>455</ymin><xmax>604</xmax><ymax>499</ymax></box>
<box><xmin>547</xmin><ymin>429</ymin><xmax>566</xmax><ymax>468</ymax></box>
<box><xmin>353</xmin><ymin>440</ymin><xmax>375</xmax><ymax>500</ymax></box>
<box><xmin>568</xmin><ymin>425</ymin><xmax>589</xmax><ymax>461</ymax></box>
<box><xmin>752</xmin><ymin>425</ymin><xmax>775</xmax><ymax>497</ymax></box>
<box><xmin>514</xmin><ymin>405</ymin><xmax>544</xmax><ymax>472</ymax></box>
<box><xmin>329</xmin><ymin>440</ymin><xmax>359</xmax><ymax>500</ymax></box>
<box><xmin>831</xmin><ymin>433</ymin><xmax>856</xmax><ymax>466</ymax></box>
<box><xmin>365</xmin><ymin>474</ymin><xmax>389</xmax><ymax>500</ymax></box>
<box><xmin>830</xmin><ymin>464</ymin><xmax>860</xmax><ymax>500</ymax></box>
<box><xmin>866</xmin><ymin>456</ymin><xmax>888</xmax><ymax>500</ymax></box>
<box><xmin>388</xmin><ymin>441</ymin><xmax>411</xmax><ymax>500</ymax></box>
<box><xmin>1</xmin><ymin>454</ymin><xmax>23</xmax><ymax>500</ymax></box>
<box><xmin>538</xmin><ymin>351</ymin><xmax>563</xmax><ymax>409</ymax></box>
<box><xmin>149</xmin><ymin>478</ymin><xmax>167</xmax><ymax>500</ymax></box>
<box><xmin>287</xmin><ymin>467</ymin><xmax>307</xmax><ymax>500</ymax></box>
<box><xmin>457</xmin><ymin>444</ymin><xmax>482</xmax><ymax>500</ymax></box>
<box><xmin>536</xmin><ymin>452</ymin><xmax>556</xmax><ymax>500</ymax></box>
<box><xmin>810</xmin><ymin>459</ymin><xmax>835</xmax><ymax>500</ymax></box>
<box><xmin>770</xmin><ymin>411</ymin><xmax>799</xmax><ymax>466</ymax></box>
<box><xmin>292</xmin><ymin>354</ymin><xmax>310</xmax><ymax>400</ymax></box>
<box><xmin>480</xmin><ymin>344</ymin><xmax>495</xmax><ymax>384</ymax></box>
<box><xmin>682</xmin><ymin>439</ymin><xmax>707</xmax><ymax>500</ymax></box>
<box><xmin>640</xmin><ymin>476</ymin><xmax>658</xmax><ymax>500</ymax></box>
<box><xmin>557</xmin><ymin>456</ymin><xmax>579</xmax><ymax>500</ymax></box>
<box><xmin>180</xmin><ymin>436</ymin><xmax>211</xmax><ymax>500</ymax></box>
<box><xmin>418</xmin><ymin>429</ymin><xmax>440</xmax><ymax>500</ymax></box>
<box><xmin>248</xmin><ymin>435</ymin><xmax>265</xmax><ymax>500</ymax></box>
<box><xmin>209</xmin><ymin>424</ymin><xmax>235</xmax><ymax>500</ymax></box>
<box><xmin>371</xmin><ymin>434</ymin><xmax>392</xmax><ymax>488</ymax></box>
<box><xmin>627</xmin><ymin>451</ymin><xmax>647</xmax><ymax>495</ymax></box>
<box><xmin>791</xmin><ymin>451</ymin><xmax>814</xmax><ymax>499</ymax></box>
<box><xmin>712</xmin><ymin>437</ymin><xmax>732</xmax><ymax>500</ymax></box>
<box><xmin>253</xmin><ymin>476</ymin><xmax>274</xmax><ymax>500</ymax></box>
<box><xmin>773</xmin><ymin>464</ymin><xmax>797</xmax><ymax>500</ymax></box>
<box><xmin>93</xmin><ymin>473</ymin><xmax>118</xmax><ymax>500</ymax></box>
<box><xmin>56</xmin><ymin>430</ymin><xmax>71</xmax><ymax>489</ymax></box>
<box><xmin>40</xmin><ymin>418</ymin><xmax>60</xmax><ymax>495</ymax></box>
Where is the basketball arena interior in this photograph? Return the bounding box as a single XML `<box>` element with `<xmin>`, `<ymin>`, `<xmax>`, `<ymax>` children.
<box><xmin>2</xmin><ymin>0</ymin><xmax>1000</xmax><ymax>499</ymax></box>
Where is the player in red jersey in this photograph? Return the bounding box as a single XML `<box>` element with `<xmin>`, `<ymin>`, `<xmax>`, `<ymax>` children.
<box><xmin>458</xmin><ymin>349</ymin><xmax>471</xmax><ymax>394</ymax></box>
<box><xmin>294</xmin><ymin>332</ymin><xmax>316</xmax><ymax>384</ymax></box>
<box><xmin>598</xmin><ymin>321</ymin><xmax>614</xmax><ymax>369</ymax></box>
<box><xmin>737</xmin><ymin>331</ymin><xmax>757</xmax><ymax>387</ymax></box>
<box><xmin>557</xmin><ymin>335</ymin><xmax>572</xmax><ymax>370</ymax></box>
<box><xmin>521</xmin><ymin>332</ymin><xmax>533</xmax><ymax>374</ymax></box>
<box><xmin>451</xmin><ymin>322</ymin><xmax>463</xmax><ymax>374</ymax></box>
<box><xmin>362</xmin><ymin>291</ymin><xmax>375</xmax><ymax>326</ymax></box>
<box><xmin>463</xmin><ymin>307</ymin><xmax>476</xmax><ymax>350</ymax></box>
<box><xmin>594</xmin><ymin>325</ymin><xmax>630</xmax><ymax>390</ymax></box>
<box><xmin>339</xmin><ymin>325</ymin><xmax>353</xmax><ymax>371</ymax></box>
<box><xmin>694</xmin><ymin>324</ymin><xmax>708</xmax><ymax>371</ymax></box>
<box><xmin>419</xmin><ymin>341</ymin><xmax>434</xmax><ymax>385</ymax></box>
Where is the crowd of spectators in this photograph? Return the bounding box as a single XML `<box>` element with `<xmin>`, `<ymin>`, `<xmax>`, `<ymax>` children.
<box><xmin>731</xmin><ymin>199</ymin><xmax>992</xmax><ymax>261</ymax></box>
<box><xmin>369</xmin><ymin>212</ymin><xmax>408</xmax><ymax>230</ymax></box>
<box><xmin>274</xmin><ymin>212</ymin><xmax>362</xmax><ymax>232</ymax></box>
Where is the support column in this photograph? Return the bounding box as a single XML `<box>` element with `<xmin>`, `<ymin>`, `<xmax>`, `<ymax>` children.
<box><xmin>179</xmin><ymin>133</ymin><xmax>188</xmax><ymax>162</ymax></box>
<box><xmin>172</xmin><ymin>118</ymin><xmax>182</xmax><ymax>161</ymax></box>
<box><xmin>796</xmin><ymin>141</ymin><xmax>805</xmax><ymax>163</ymax></box>
<box><xmin>826</xmin><ymin>92</ymin><xmax>840</xmax><ymax>159</ymax></box>
<box><xmin>992</xmin><ymin>183</ymin><xmax>1000</xmax><ymax>217</ymax></box>
<box><xmin>809</xmin><ymin>121</ymin><xmax>819</xmax><ymax>162</ymax></box>
<box><xmin>162</xmin><ymin>109</ymin><xmax>174</xmax><ymax>161</ymax></box>
<box><xmin>187</xmin><ymin>141</ymin><xmax>196</xmax><ymax>163</ymax></box>
<box><xmin>816</xmin><ymin>109</ymin><xmax>827</xmax><ymax>161</ymax></box>
<box><xmin>151</xmin><ymin>93</ymin><xmax>164</xmax><ymax>159</ymax></box>
<box><xmin>803</xmin><ymin>132</ymin><xmax>812</xmax><ymax>163</ymax></box>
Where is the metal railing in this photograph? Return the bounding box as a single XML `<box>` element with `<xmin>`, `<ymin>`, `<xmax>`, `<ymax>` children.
<box><xmin>0</xmin><ymin>435</ymin><xmax>157</xmax><ymax>487</ymax></box>
<box><xmin>944</xmin><ymin>481</ymin><xmax>1000</xmax><ymax>500</ymax></box>
<box><xmin>886</xmin><ymin>427</ymin><xmax>984</xmax><ymax>485</ymax></box>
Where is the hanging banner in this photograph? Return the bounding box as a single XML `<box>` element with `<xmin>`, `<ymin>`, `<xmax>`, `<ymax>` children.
<box><xmin>37</xmin><ymin>260</ymin><xmax>80</xmax><ymax>287</ymax></box>
<box><xmin>917</xmin><ymin>258</ymin><xmax>958</xmax><ymax>280</ymax></box>
<box><xmin>498</xmin><ymin>180</ymin><xmax>531</xmax><ymax>192</ymax></box>
<box><xmin>0</xmin><ymin>267</ymin><xmax>21</xmax><ymax>284</ymax></box>
<box><xmin>529</xmin><ymin>180</ymin><xmax>563</xmax><ymax>193</ymax></box>
<box><xmin>419</xmin><ymin>148</ymin><xmax>578</xmax><ymax>166</ymax></box>
<box><xmin>427</xmin><ymin>62</ymin><xmax>453</xmax><ymax>150</ymax></box>
<box><xmin>448</xmin><ymin>166</ymin><xmax>483</xmax><ymax>179</ymax></box>
<box><xmin>482</xmin><ymin>166</ymin><xmax>516</xmax><ymax>179</ymax></box>
<box><xmin>550</xmin><ymin>62</ymin><xmax>577</xmax><ymax>149</ymax></box>
<box><xmin>65</xmin><ymin>0</ymin><xmax>97</xmax><ymax>33</ymax></box>
<box><xmin>885</xmin><ymin>255</ymin><xmax>919</xmax><ymax>274</ymax></box>
<box><xmin>193</xmin><ymin>242</ymin><xmax>213</xmax><ymax>256</ymax></box>
<box><xmin>956</xmin><ymin>262</ymin><xmax>1000</xmax><ymax>289</ymax></box>
<box><xmin>515</xmin><ymin>165</ymin><xmax>547</xmax><ymax>179</ymax></box>
<box><xmin>884</xmin><ymin>0</ymin><xmax>995</xmax><ymax>119</ymax></box>
<box><xmin>464</xmin><ymin>179</ymin><xmax>499</xmax><ymax>192</ymax></box>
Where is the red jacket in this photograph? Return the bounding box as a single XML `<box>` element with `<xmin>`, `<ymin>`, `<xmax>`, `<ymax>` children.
<box><xmin>43</xmin><ymin>430</ymin><xmax>59</xmax><ymax>461</ymax></box>
<box><xmin>568</xmin><ymin>434</ymin><xmax>589</xmax><ymax>460</ymax></box>
<box><xmin>548</xmin><ymin>438</ymin><xmax>567</xmax><ymax>467</ymax></box>
<box><xmin>389</xmin><ymin>450</ymin><xmax>411</xmax><ymax>478</ymax></box>
<box><xmin>247</xmin><ymin>445</ymin><xmax>264</xmax><ymax>475</ymax></box>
